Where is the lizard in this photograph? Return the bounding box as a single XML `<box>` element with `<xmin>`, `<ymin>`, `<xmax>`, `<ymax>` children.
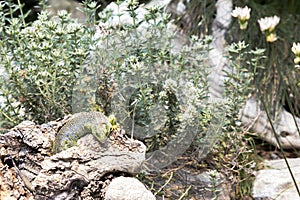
<box><xmin>53</xmin><ymin>111</ymin><xmax>117</xmax><ymax>154</ymax></box>
<box><xmin>11</xmin><ymin>112</ymin><xmax>117</xmax><ymax>194</ymax></box>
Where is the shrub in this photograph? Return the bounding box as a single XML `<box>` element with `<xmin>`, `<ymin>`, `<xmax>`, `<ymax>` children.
<box><xmin>0</xmin><ymin>2</ymin><xmax>93</xmax><ymax>127</ymax></box>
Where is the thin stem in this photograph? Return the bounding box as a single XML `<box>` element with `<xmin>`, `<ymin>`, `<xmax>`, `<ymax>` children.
<box><xmin>258</xmin><ymin>87</ymin><xmax>300</xmax><ymax>196</ymax></box>
<box><xmin>154</xmin><ymin>172</ymin><xmax>173</xmax><ymax>196</ymax></box>
<box><xmin>178</xmin><ymin>185</ymin><xmax>192</xmax><ymax>200</ymax></box>
<box><xmin>8</xmin><ymin>0</ymin><xmax>14</xmax><ymax>19</ymax></box>
<box><xmin>17</xmin><ymin>0</ymin><xmax>25</xmax><ymax>26</ymax></box>
<box><xmin>0</xmin><ymin>110</ymin><xmax>16</xmax><ymax>124</ymax></box>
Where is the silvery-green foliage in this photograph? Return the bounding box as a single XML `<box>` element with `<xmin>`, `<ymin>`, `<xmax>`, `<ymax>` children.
<box><xmin>0</xmin><ymin>5</ymin><xmax>93</xmax><ymax>127</ymax></box>
<box><xmin>224</xmin><ymin>41</ymin><xmax>265</xmax><ymax>131</ymax></box>
<box><xmin>72</xmin><ymin>1</ymin><xmax>216</xmax><ymax>169</ymax></box>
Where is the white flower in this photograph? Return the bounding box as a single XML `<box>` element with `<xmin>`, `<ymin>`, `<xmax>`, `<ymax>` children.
<box><xmin>0</xmin><ymin>96</ymin><xmax>6</xmax><ymax>109</ymax></box>
<box><xmin>18</xmin><ymin>107</ymin><xmax>26</xmax><ymax>117</ymax></box>
<box><xmin>231</xmin><ymin>6</ymin><xmax>251</xmax><ymax>30</ymax></box>
<box><xmin>258</xmin><ymin>16</ymin><xmax>280</xmax><ymax>43</ymax></box>
<box><xmin>164</xmin><ymin>79</ymin><xmax>177</xmax><ymax>91</ymax></box>
<box><xmin>126</xmin><ymin>0</ymin><xmax>139</xmax><ymax>8</ymax></box>
<box><xmin>57</xmin><ymin>10</ymin><xmax>69</xmax><ymax>18</ymax></box>
<box><xmin>132</xmin><ymin>61</ymin><xmax>144</xmax><ymax>71</ymax></box>
<box><xmin>292</xmin><ymin>43</ymin><xmax>300</xmax><ymax>65</ymax></box>
<box><xmin>67</xmin><ymin>23</ymin><xmax>82</xmax><ymax>33</ymax></box>
<box><xmin>88</xmin><ymin>1</ymin><xmax>97</xmax><ymax>9</ymax></box>
<box><xmin>292</xmin><ymin>42</ymin><xmax>300</xmax><ymax>56</ymax></box>
<box><xmin>258</xmin><ymin>16</ymin><xmax>280</xmax><ymax>32</ymax></box>
<box><xmin>11</xmin><ymin>101</ymin><xmax>21</xmax><ymax>107</ymax></box>
<box><xmin>37</xmin><ymin>10</ymin><xmax>50</xmax><ymax>21</ymax></box>
<box><xmin>231</xmin><ymin>6</ymin><xmax>251</xmax><ymax>21</ymax></box>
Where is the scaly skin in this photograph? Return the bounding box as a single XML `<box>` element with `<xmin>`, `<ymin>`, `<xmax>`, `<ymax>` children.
<box><xmin>53</xmin><ymin>112</ymin><xmax>111</xmax><ymax>153</ymax></box>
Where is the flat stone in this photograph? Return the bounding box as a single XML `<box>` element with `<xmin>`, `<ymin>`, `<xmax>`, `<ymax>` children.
<box><xmin>253</xmin><ymin>158</ymin><xmax>300</xmax><ymax>200</ymax></box>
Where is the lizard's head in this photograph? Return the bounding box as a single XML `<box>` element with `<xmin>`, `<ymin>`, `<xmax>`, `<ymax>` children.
<box><xmin>108</xmin><ymin>115</ymin><xmax>119</xmax><ymax>131</ymax></box>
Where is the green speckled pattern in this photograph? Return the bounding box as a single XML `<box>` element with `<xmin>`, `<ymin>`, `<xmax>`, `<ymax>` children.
<box><xmin>53</xmin><ymin>112</ymin><xmax>111</xmax><ymax>153</ymax></box>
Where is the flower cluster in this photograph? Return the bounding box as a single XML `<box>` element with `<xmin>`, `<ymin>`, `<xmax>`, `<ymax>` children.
<box><xmin>258</xmin><ymin>16</ymin><xmax>280</xmax><ymax>42</ymax></box>
<box><xmin>292</xmin><ymin>42</ymin><xmax>300</xmax><ymax>68</ymax></box>
<box><xmin>231</xmin><ymin>6</ymin><xmax>251</xmax><ymax>30</ymax></box>
<box><xmin>232</xmin><ymin>5</ymin><xmax>281</xmax><ymax>42</ymax></box>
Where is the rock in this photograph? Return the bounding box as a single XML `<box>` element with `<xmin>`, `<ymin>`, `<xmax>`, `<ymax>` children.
<box><xmin>33</xmin><ymin>134</ymin><xmax>146</xmax><ymax>198</ymax></box>
<box><xmin>241</xmin><ymin>97</ymin><xmax>300</xmax><ymax>149</ymax></box>
<box><xmin>47</xmin><ymin>0</ymin><xmax>86</xmax><ymax>23</ymax></box>
<box><xmin>0</xmin><ymin>113</ymin><xmax>148</xmax><ymax>199</ymax></box>
<box><xmin>104</xmin><ymin>176</ymin><xmax>156</xmax><ymax>200</ymax></box>
<box><xmin>146</xmin><ymin>0</ymin><xmax>171</xmax><ymax>8</ymax></box>
<box><xmin>253</xmin><ymin>158</ymin><xmax>300</xmax><ymax>200</ymax></box>
<box><xmin>0</xmin><ymin>118</ymin><xmax>63</xmax><ymax>199</ymax></box>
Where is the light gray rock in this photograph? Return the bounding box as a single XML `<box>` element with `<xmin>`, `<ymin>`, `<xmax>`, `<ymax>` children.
<box><xmin>0</xmin><ymin>114</ymin><xmax>147</xmax><ymax>199</ymax></box>
<box><xmin>32</xmin><ymin>132</ymin><xmax>146</xmax><ymax>198</ymax></box>
<box><xmin>241</xmin><ymin>97</ymin><xmax>300</xmax><ymax>149</ymax></box>
<box><xmin>47</xmin><ymin>0</ymin><xmax>86</xmax><ymax>23</ymax></box>
<box><xmin>253</xmin><ymin>158</ymin><xmax>300</xmax><ymax>200</ymax></box>
<box><xmin>104</xmin><ymin>176</ymin><xmax>156</xmax><ymax>200</ymax></box>
<box><xmin>145</xmin><ymin>0</ymin><xmax>171</xmax><ymax>8</ymax></box>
